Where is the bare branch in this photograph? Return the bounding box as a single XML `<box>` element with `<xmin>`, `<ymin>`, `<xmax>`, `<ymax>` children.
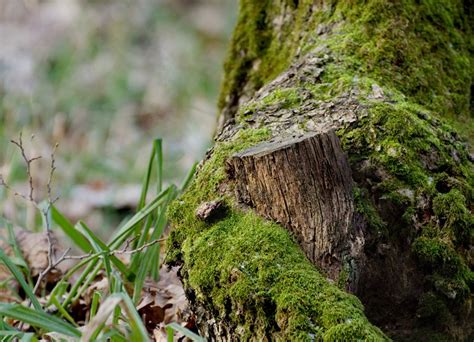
<box><xmin>10</xmin><ymin>132</ymin><xmax>42</xmax><ymax>202</ymax></box>
<box><xmin>46</xmin><ymin>143</ymin><xmax>59</xmax><ymax>211</ymax></box>
<box><xmin>58</xmin><ymin>237</ymin><xmax>166</xmax><ymax>264</ymax></box>
<box><xmin>33</xmin><ymin>143</ymin><xmax>61</xmax><ymax>295</ymax></box>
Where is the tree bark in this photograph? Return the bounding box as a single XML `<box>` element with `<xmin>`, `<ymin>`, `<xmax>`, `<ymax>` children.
<box><xmin>168</xmin><ymin>1</ymin><xmax>474</xmax><ymax>341</ymax></box>
<box><xmin>228</xmin><ymin>130</ymin><xmax>363</xmax><ymax>282</ymax></box>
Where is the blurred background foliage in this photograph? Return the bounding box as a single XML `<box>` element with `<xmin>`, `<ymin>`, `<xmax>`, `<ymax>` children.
<box><xmin>0</xmin><ymin>0</ymin><xmax>237</xmax><ymax>233</ymax></box>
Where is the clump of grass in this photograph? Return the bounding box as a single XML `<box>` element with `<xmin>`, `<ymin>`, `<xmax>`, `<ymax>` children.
<box><xmin>0</xmin><ymin>138</ymin><xmax>203</xmax><ymax>341</ymax></box>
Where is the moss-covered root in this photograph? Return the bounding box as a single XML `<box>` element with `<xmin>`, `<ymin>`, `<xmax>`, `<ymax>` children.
<box><xmin>175</xmin><ymin>210</ymin><xmax>388</xmax><ymax>341</ymax></box>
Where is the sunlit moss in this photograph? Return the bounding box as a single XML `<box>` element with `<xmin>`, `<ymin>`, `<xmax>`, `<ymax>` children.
<box><xmin>167</xmin><ymin>127</ymin><xmax>386</xmax><ymax>340</ymax></box>
<box><xmin>179</xmin><ymin>0</ymin><xmax>473</xmax><ymax>339</ymax></box>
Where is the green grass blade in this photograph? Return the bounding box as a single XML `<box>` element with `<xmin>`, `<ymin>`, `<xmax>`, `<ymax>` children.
<box><xmin>72</xmin><ymin>261</ymin><xmax>102</xmax><ymax>304</ymax></box>
<box><xmin>128</xmin><ymin>216</ymin><xmax>153</xmax><ymax>274</ymax></box>
<box><xmin>49</xmin><ymin>295</ymin><xmax>78</xmax><ymax>326</ymax></box>
<box><xmin>2</xmin><ymin>219</ymin><xmax>28</xmax><ymax>271</ymax></box>
<box><xmin>133</xmin><ymin>188</ymin><xmax>176</xmax><ymax>300</ymax></box>
<box><xmin>89</xmin><ymin>291</ymin><xmax>101</xmax><ymax>321</ymax></box>
<box><xmin>61</xmin><ymin>259</ymin><xmax>99</xmax><ymax>309</ymax></box>
<box><xmin>180</xmin><ymin>161</ymin><xmax>197</xmax><ymax>192</ymax></box>
<box><xmin>51</xmin><ymin>206</ymin><xmax>92</xmax><ymax>252</ymax></box>
<box><xmin>96</xmin><ymin>328</ymin><xmax>127</xmax><ymax>342</ymax></box>
<box><xmin>19</xmin><ymin>332</ymin><xmax>37</xmax><ymax>342</ymax></box>
<box><xmin>166</xmin><ymin>322</ymin><xmax>206</xmax><ymax>342</ymax></box>
<box><xmin>138</xmin><ymin>142</ymin><xmax>156</xmax><ymax>211</ymax></box>
<box><xmin>154</xmin><ymin>138</ymin><xmax>163</xmax><ymax>195</ymax></box>
<box><xmin>0</xmin><ymin>304</ymin><xmax>81</xmax><ymax>337</ymax></box>
<box><xmin>109</xmin><ymin>187</ymin><xmax>171</xmax><ymax>249</ymax></box>
<box><xmin>0</xmin><ymin>249</ymin><xmax>42</xmax><ymax>311</ymax></box>
<box><xmin>82</xmin><ymin>293</ymin><xmax>149</xmax><ymax>342</ymax></box>
<box><xmin>76</xmin><ymin>221</ymin><xmax>129</xmax><ymax>279</ymax></box>
<box><xmin>0</xmin><ymin>331</ymin><xmax>22</xmax><ymax>337</ymax></box>
<box><xmin>132</xmin><ymin>247</ymin><xmax>153</xmax><ymax>304</ymax></box>
<box><xmin>118</xmin><ymin>292</ymin><xmax>150</xmax><ymax>342</ymax></box>
<box><xmin>81</xmin><ymin>295</ymin><xmax>121</xmax><ymax>342</ymax></box>
<box><xmin>47</xmin><ymin>280</ymin><xmax>69</xmax><ymax>307</ymax></box>
<box><xmin>0</xmin><ymin>331</ymin><xmax>37</xmax><ymax>342</ymax></box>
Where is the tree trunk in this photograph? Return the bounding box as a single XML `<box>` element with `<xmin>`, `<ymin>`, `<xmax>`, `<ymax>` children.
<box><xmin>168</xmin><ymin>1</ymin><xmax>474</xmax><ymax>341</ymax></box>
<box><xmin>228</xmin><ymin>130</ymin><xmax>363</xmax><ymax>282</ymax></box>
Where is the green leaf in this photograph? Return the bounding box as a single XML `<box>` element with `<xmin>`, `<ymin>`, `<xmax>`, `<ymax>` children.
<box><xmin>154</xmin><ymin>138</ymin><xmax>163</xmax><ymax>195</ymax></box>
<box><xmin>180</xmin><ymin>161</ymin><xmax>197</xmax><ymax>192</ymax></box>
<box><xmin>0</xmin><ymin>304</ymin><xmax>81</xmax><ymax>337</ymax></box>
<box><xmin>0</xmin><ymin>249</ymin><xmax>42</xmax><ymax>311</ymax></box>
<box><xmin>109</xmin><ymin>187</ymin><xmax>171</xmax><ymax>249</ymax></box>
<box><xmin>51</xmin><ymin>206</ymin><xmax>92</xmax><ymax>252</ymax></box>
<box><xmin>76</xmin><ymin>221</ymin><xmax>129</xmax><ymax>281</ymax></box>
<box><xmin>166</xmin><ymin>322</ymin><xmax>206</xmax><ymax>342</ymax></box>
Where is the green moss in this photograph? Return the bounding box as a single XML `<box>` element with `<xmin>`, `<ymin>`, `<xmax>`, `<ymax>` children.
<box><xmin>237</xmin><ymin>87</ymin><xmax>302</xmax><ymax>122</ymax></box>
<box><xmin>339</xmin><ymin>90</ymin><xmax>473</xmax><ymax>334</ymax></box>
<box><xmin>182</xmin><ymin>211</ymin><xmax>386</xmax><ymax>340</ymax></box>
<box><xmin>432</xmin><ymin>190</ymin><xmax>473</xmax><ymax>245</ymax></box>
<box><xmin>167</xmin><ymin>127</ymin><xmax>387</xmax><ymax>340</ymax></box>
<box><xmin>323</xmin><ymin>318</ymin><xmax>388</xmax><ymax>342</ymax></box>
<box><xmin>333</xmin><ymin>0</ymin><xmax>472</xmax><ymax>118</ymax></box>
<box><xmin>260</xmin><ymin>88</ymin><xmax>301</xmax><ymax>108</ymax></box>
<box><xmin>416</xmin><ymin>292</ymin><xmax>452</xmax><ymax>324</ymax></box>
<box><xmin>220</xmin><ymin>0</ymin><xmax>473</xmax><ymax>128</ymax></box>
<box><xmin>413</xmin><ymin>237</ymin><xmax>462</xmax><ymax>273</ymax></box>
<box><xmin>198</xmin><ymin>0</ymin><xmax>474</xmax><ymax>338</ymax></box>
<box><xmin>167</xmin><ymin>127</ymin><xmax>271</xmax><ymax>262</ymax></box>
<box><xmin>353</xmin><ymin>187</ymin><xmax>387</xmax><ymax>237</ymax></box>
<box><xmin>218</xmin><ymin>0</ymin><xmax>321</xmax><ymax>116</ymax></box>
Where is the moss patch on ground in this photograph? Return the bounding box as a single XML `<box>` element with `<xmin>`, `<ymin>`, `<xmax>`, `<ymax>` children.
<box><xmin>167</xmin><ymin>128</ymin><xmax>387</xmax><ymax>340</ymax></box>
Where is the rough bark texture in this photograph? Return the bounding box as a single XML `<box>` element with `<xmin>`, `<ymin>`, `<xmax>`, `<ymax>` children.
<box><xmin>168</xmin><ymin>1</ymin><xmax>474</xmax><ymax>341</ymax></box>
<box><xmin>228</xmin><ymin>131</ymin><xmax>362</xmax><ymax>281</ymax></box>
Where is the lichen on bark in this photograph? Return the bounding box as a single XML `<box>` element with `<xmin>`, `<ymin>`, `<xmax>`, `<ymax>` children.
<box><xmin>169</xmin><ymin>0</ymin><xmax>473</xmax><ymax>340</ymax></box>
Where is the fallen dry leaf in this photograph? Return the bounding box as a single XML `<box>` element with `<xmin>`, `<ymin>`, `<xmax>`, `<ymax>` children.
<box><xmin>14</xmin><ymin>228</ymin><xmax>71</xmax><ymax>282</ymax></box>
<box><xmin>0</xmin><ymin>226</ymin><xmax>73</xmax><ymax>301</ymax></box>
<box><xmin>138</xmin><ymin>266</ymin><xmax>192</xmax><ymax>336</ymax></box>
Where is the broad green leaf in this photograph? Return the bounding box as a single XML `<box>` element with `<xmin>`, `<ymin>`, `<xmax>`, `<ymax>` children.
<box><xmin>0</xmin><ymin>304</ymin><xmax>80</xmax><ymax>337</ymax></box>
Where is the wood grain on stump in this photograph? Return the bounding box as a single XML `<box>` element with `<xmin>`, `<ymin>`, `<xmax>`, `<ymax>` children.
<box><xmin>227</xmin><ymin>130</ymin><xmax>355</xmax><ymax>277</ymax></box>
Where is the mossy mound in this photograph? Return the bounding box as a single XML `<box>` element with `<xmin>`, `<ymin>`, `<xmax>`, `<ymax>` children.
<box><xmin>167</xmin><ymin>129</ymin><xmax>387</xmax><ymax>340</ymax></box>
<box><xmin>170</xmin><ymin>0</ymin><xmax>473</xmax><ymax>339</ymax></box>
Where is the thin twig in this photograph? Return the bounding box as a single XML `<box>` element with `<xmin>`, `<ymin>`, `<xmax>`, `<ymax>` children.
<box><xmin>58</xmin><ymin>237</ymin><xmax>166</xmax><ymax>264</ymax></box>
<box><xmin>115</xmin><ymin>237</ymin><xmax>165</xmax><ymax>255</ymax></box>
<box><xmin>33</xmin><ymin>143</ymin><xmax>60</xmax><ymax>294</ymax></box>
<box><xmin>32</xmin><ymin>248</ymin><xmax>71</xmax><ymax>295</ymax></box>
<box><xmin>46</xmin><ymin>143</ymin><xmax>59</xmax><ymax>213</ymax></box>
<box><xmin>10</xmin><ymin>132</ymin><xmax>42</xmax><ymax>202</ymax></box>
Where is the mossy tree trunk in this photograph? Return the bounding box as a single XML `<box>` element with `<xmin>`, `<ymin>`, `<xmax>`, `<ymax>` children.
<box><xmin>168</xmin><ymin>1</ymin><xmax>473</xmax><ymax>341</ymax></box>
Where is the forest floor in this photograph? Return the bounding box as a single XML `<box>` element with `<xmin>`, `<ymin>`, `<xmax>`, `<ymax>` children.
<box><xmin>0</xmin><ymin>0</ymin><xmax>236</xmax><ymax>340</ymax></box>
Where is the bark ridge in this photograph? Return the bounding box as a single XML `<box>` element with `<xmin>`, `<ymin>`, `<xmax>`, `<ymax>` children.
<box><xmin>228</xmin><ymin>130</ymin><xmax>357</xmax><ymax>278</ymax></box>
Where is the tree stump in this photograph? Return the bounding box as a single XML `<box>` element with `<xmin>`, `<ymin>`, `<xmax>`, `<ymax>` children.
<box><xmin>227</xmin><ymin>130</ymin><xmax>357</xmax><ymax>278</ymax></box>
